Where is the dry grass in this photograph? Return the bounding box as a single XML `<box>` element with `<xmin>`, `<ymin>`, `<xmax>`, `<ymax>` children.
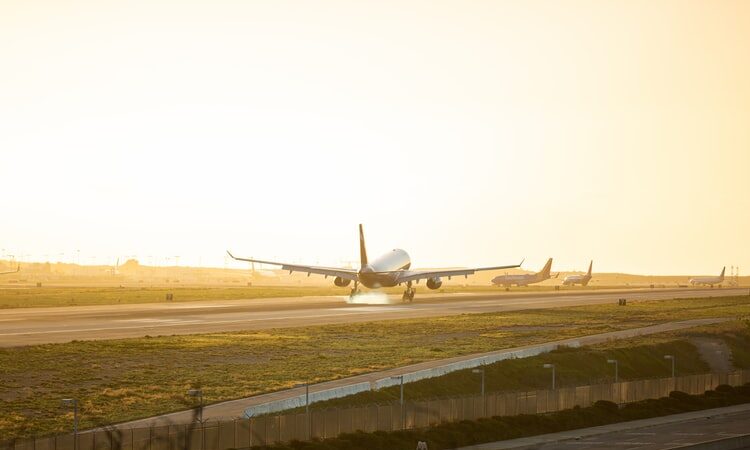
<box><xmin>0</xmin><ymin>295</ymin><xmax>748</xmax><ymax>438</ymax></box>
<box><xmin>0</xmin><ymin>284</ymin><xmax>675</xmax><ymax>309</ymax></box>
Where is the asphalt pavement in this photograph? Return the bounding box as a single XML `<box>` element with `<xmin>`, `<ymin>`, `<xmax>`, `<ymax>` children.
<box><xmin>0</xmin><ymin>288</ymin><xmax>746</xmax><ymax>346</ymax></box>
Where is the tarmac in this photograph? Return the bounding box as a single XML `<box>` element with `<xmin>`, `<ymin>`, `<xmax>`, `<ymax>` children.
<box><xmin>453</xmin><ymin>403</ymin><xmax>750</xmax><ymax>450</ymax></box>
<box><xmin>1</xmin><ymin>287</ymin><xmax>746</xmax><ymax>347</ymax></box>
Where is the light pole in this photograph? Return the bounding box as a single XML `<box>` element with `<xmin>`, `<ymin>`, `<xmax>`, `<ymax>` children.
<box><xmin>472</xmin><ymin>367</ymin><xmax>486</xmax><ymax>416</ymax></box>
<box><xmin>187</xmin><ymin>389</ymin><xmax>204</xmax><ymax>422</ymax></box>
<box><xmin>543</xmin><ymin>364</ymin><xmax>556</xmax><ymax>390</ymax></box>
<box><xmin>61</xmin><ymin>398</ymin><xmax>78</xmax><ymax>450</ymax></box>
<box><xmin>391</xmin><ymin>375</ymin><xmax>405</xmax><ymax>429</ymax></box>
<box><xmin>664</xmin><ymin>355</ymin><xmax>675</xmax><ymax>378</ymax></box>
<box><xmin>295</xmin><ymin>383</ymin><xmax>311</xmax><ymax>438</ymax></box>
<box><xmin>607</xmin><ymin>359</ymin><xmax>619</xmax><ymax>383</ymax></box>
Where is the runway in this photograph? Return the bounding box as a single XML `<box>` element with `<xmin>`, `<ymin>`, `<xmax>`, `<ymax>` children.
<box><xmin>0</xmin><ymin>288</ymin><xmax>746</xmax><ymax>347</ymax></box>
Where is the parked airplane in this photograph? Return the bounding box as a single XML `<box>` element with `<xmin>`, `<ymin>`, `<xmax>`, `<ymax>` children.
<box><xmin>228</xmin><ymin>225</ymin><xmax>520</xmax><ymax>301</ymax></box>
<box><xmin>562</xmin><ymin>260</ymin><xmax>593</xmax><ymax>286</ymax></box>
<box><xmin>0</xmin><ymin>264</ymin><xmax>19</xmax><ymax>276</ymax></box>
<box><xmin>689</xmin><ymin>267</ymin><xmax>725</xmax><ymax>287</ymax></box>
<box><xmin>491</xmin><ymin>258</ymin><xmax>554</xmax><ymax>287</ymax></box>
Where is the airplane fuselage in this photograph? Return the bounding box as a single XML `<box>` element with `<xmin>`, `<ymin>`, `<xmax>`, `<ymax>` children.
<box><xmin>689</xmin><ymin>277</ymin><xmax>723</xmax><ymax>286</ymax></box>
<box><xmin>358</xmin><ymin>249</ymin><xmax>411</xmax><ymax>288</ymax></box>
<box><xmin>562</xmin><ymin>274</ymin><xmax>591</xmax><ymax>286</ymax></box>
<box><xmin>491</xmin><ymin>273</ymin><xmax>541</xmax><ymax>287</ymax></box>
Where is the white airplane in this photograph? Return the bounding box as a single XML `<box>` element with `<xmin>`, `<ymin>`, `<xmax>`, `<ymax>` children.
<box><xmin>491</xmin><ymin>258</ymin><xmax>554</xmax><ymax>287</ymax></box>
<box><xmin>0</xmin><ymin>264</ymin><xmax>20</xmax><ymax>276</ymax></box>
<box><xmin>562</xmin><ymin>260</ymin><xmax>593</xmax><ymax>286</ymax></box>
<box><xmin>689</xmin><ymin>267</ymin><xmax>725</xmax><ymax>287</ymax></box>
<box><xmin>228</xmin><ymin>224</ymin><xmax>520</xmax><ymax>301</ymax></box>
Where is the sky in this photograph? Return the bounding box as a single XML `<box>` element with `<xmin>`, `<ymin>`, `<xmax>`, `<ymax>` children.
<box><xmin>1</xmin><ymin>0</ymin><xmax>749</xmax><ymax>275</ymax></box>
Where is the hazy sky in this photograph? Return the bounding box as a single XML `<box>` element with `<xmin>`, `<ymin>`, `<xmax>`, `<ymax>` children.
<box><xmin>1</xmin><ymin>0</ymin><xmax>748</xmax><ymax>275</ymax></box>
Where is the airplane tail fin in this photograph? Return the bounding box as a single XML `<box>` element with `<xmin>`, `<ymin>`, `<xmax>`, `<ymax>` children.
<box><xmin>539</xmin><ymin>258</ymin><xmax>553</xmax><ymax>278</ymax></box>
<box><xmin>359</xmin><ymin>224</ymin><xmax>368</xmax><ymax>268</ymax></box>
<box><xmin>587</xmin><ymin>260</ymin><xmax>593</xmax><ymax>276</ymax></box>
<box><xmin>720</xmin><ymin>266</ymin><xmax>725</xmax><ymax>280</ymax></box>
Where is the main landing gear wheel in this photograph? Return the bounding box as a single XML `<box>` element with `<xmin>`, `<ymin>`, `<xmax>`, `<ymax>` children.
<box><xmin>350</xmin><ymin>281</ymin><xmax>360</xmax><ymax>299</ymax></box>
<box><xmin>402</xmin><ymin>283</ymin><xmax>416</xmax><ymax>302</ymax></box>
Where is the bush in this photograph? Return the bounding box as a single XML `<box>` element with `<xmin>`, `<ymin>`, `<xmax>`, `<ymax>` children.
<box><xmin>668</xmin><ymin>390</ymin><xmax>692</xmax><ymax>401</ymax></box>
<box><xmin>593</xmin><ymin>400</ymin><xmax>618</xmax><ymax>413</ymax></box>
<box><xmin>715</xmin><ymin>384</ymin><xmax>734</xmax><ymax>393</ymax></box>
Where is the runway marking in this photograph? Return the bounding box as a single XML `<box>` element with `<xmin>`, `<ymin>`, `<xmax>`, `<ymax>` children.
<box><xmin>116</xmin><ymin>318</ymin><xmax>204</xmax><ymax>323</ymax></box>
<box><xmin>328</xmin><ymin>306</ymin><xmax>406</xmax><ymax>312</ymax></box>
<box><xmin>0</xmin><ymin>309</ymin><xmax>408</xmax><ymax>336</ymax></box>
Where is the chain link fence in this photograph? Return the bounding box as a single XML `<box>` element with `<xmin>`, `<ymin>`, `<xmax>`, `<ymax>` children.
<box><xmin>3</xmin><ymin>369</ymin><xmax>749</xmax><ymax>450</ymax></box>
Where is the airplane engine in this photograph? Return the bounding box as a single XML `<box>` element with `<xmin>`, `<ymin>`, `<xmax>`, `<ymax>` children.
<box><xmin>426</xmin><ymin>277</ymin><xmax>443</xmax><ymax>290</ymax></box>
<box><xmin>334</xmin><ymin>276</ymin><xmax>351</xmax><ymax>287</ymax></box>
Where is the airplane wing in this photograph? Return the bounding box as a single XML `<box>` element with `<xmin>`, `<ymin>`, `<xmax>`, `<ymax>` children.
<box><xmin>227</xmin><ymin>251</ymin><xmax>359</xmax><ymax>281</ymax></box>
<box><xmin>0</xmin><ymin>265</ymin><xmax>20</xmax><ymax>276</ymax></box>
<box><xmin>393</xmin><ymin>262</ymin><xmax>523</xmax><ymax>284</ymax></box>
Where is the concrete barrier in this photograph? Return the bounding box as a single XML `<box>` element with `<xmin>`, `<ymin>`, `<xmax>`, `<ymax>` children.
<box><xmin>372</xmin><ymin>342</ymin><xmax>564</xmax><ymax>390</ymax></box>
<box><xmin>243</xmin><ymin>382</ymin><xmax>372</xmax><ymax>417</ymax></box>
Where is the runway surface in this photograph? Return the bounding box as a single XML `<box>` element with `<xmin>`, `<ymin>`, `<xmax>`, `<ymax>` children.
<box><xmin>0</xmin><ymin>288</ymin><xmax>746</xmax><ymax>347</ymax></box>
<box><xmin>456</xmin><ymin>403</ymin><xmax>750</xmax><ymax>449</ymax></box>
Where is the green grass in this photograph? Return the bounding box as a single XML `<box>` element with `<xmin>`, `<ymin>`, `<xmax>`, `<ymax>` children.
<box><xmin>297</xmin><ymin>338</ymin><xmax>713</xmax><ymax>411</ymax></box>
<box><xmin>0</xmin><ymin>295</ymin><xmax>748</xmax><ymax>439</ymax></box>
<box><xmin>290</xmin><ymin>319</ymin><xmax>750</xmax><ymax>411</ymax></box>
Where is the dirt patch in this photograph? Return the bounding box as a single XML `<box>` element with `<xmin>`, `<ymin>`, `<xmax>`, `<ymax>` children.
<box><xmin>690</xmin><ymin>337</ymin><xmax>733</xmax><ymax>372</ymax></box>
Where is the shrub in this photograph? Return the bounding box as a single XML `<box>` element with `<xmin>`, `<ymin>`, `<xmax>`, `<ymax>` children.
<box><xmin>593</xmin><ymin>400</ymin><xmax>618</xmax><ymax>413</ymax></box>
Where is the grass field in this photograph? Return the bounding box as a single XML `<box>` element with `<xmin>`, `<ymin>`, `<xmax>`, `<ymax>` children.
<box><xmin>297</xmin><ymin>320</ymin><xmax>750</xmax><ymax>410</ymax></box>
<box><xmin>0</xmin><ymin>286</ymin><xmax>348</xmax><ymax>308</ymax></box>
<box><xmin>0</xmin><ymin>284</ymin><xmax>702</xmax><ymax>309</ymax></box>
<box><xmin>0</xmin><ymin>295</ymin><xmax>748</xmax><ymax>438</ymax></box>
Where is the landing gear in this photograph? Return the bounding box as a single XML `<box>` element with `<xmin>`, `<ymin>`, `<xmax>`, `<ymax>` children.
<box><xmin>350</xmin><ymin>281</ymin><xmax>360</xmax><ymax>299</ymax></box>
<box><xmin>402</xmin><ymin>282</ymin><xmax>416</xmax><ymax>302</ymax></box>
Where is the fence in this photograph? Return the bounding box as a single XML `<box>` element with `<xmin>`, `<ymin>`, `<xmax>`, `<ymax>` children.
<box><xmin>3</xmin><ymin>369</ymin><xmax>749</xmax><ymax>450</ymax></box>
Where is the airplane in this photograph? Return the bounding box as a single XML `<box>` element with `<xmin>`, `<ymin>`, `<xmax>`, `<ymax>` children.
<box><xmin>689</xmin><ymin>267</ymin><xmax>725</xmax><ymax>287</ymax></box>
<box><xmin>228</xmin><ymin>224</ymin><xmax>521</xmax><ymax>301</ymax></box>
<box><xmin>0</xmin><ymin>264</ymin><xmax>20</xmax><ymax>276</ymax></box>
<box><xmin>491</xmin><ymin>258</ymin><xmax>554</xmax><ymax>287</ymax></box>
<box><xmin>562</xmin><ymin>260</ymin><xmax>593</xmax><ymax>286</ymax></box>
